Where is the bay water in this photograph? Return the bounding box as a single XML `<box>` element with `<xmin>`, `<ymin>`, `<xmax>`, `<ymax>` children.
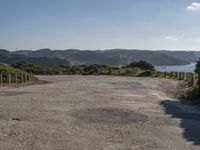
<box><xmin>155</xmin><ymin>63</ymin><xmax>196</xmax><ymax>73</ymax></box>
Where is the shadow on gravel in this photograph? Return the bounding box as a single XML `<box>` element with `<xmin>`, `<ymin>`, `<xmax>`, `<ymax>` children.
<box><xmin>71</xmin><ymin>108</ymin><xmax>148</xmax><ymax>124</ymax></box>
<box><xmin>161</xmin><ymin>100</ymin><xmax>200</xmax><ymax>145</ymax></box>
<box><xmin>0</xmin><ymin>91</ymin><xmax>32</xmax><ymax>96</ymax></box>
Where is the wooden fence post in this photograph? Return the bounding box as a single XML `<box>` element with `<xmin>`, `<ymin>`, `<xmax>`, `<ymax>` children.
<box><xmin>178</xmin><ymin>72</ymin><xmax>182</xmax><ymax>80</ymax></box>
<box><xmin>21</xmin><ymin>73</ymin><xmax>24</xmax><ymax>83</ymax></box>
<box><xmin>175</xmin><ymin>72</ymin><xmax>178</xmax><ymax>79</ymax></box>
<box><xmin>0</xmin><ymin>74</ymin><xmax>2</xmax><ymax>84</ymax></box>
<box><xmin>185</xmin><ymin>73</ymin><xmax>194</xmax><ymax>87</ymax></box>
<box><xmin>181</xmin><ymin>72</ymin><xmax>184</xmax><ymax>80</ymax></box>
<box><xmin>28</xmin><ymin>73</ymin><xmax>31</xmax><ymax>81</ymax></box>
<box><xmin>191</xmin><ymin>73</ymin><xmax>194</xmax><ymax>86</ymax></box>
<box><xmin>15</xmin><ymin>74</ymin><xmax>18</xmax><ymax>83</ymax></box>
<box><xmin>30</xmin><ymin>72</ymin><xmax>33</xmax><ymax>80</ymax></box>
<box><xmin>8</xmin><ymin>74</ymin><xmax>11</xmax><ymax>84</ymax></box>
<box><xmin>27</xmin><ymin>73</ymin><xmax>29</xmax><ymax>81</ymax></box>
<box><xmin>24</xmin><ymin>73</ymin><xmax>27</xmax><ymax>83</ymax></box>
<box><xmin>188</xmin><ymin>73</ymin><xmax>190</xmax><ymax>83</ymax></box>
<box><xmin>188</xmin><ymin>73</ymin><xmax>191</xmax><ymax>86</ymax></box>
<box><xmin>186</xmin><ymin>73</ymin><xmax>188</xmax><ymax>82</ymax></box>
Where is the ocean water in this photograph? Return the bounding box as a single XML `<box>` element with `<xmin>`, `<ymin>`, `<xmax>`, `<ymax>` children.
<box><xmin>155</xmin><ymin>63</ymin><xmax>196</xmax><ymax>73</ymax></box>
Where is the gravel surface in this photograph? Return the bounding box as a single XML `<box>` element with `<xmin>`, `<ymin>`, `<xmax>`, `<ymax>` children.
<box><xmin>0</xmin><ymin>75</ymin><xmax>200</xmax><ymax>150</ymax></box>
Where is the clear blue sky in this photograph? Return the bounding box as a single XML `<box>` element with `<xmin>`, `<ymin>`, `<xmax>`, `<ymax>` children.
<box><xmin>0</xmin><ymin>0</ymin><xmax>200</xmax><ymax>50</ymax></box>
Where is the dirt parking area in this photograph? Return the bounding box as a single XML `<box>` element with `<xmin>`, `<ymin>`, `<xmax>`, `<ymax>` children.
<box><xmin>0</xmin><ymin>75</ymin><xmax>200</xmax><ymax>150</ymax></box>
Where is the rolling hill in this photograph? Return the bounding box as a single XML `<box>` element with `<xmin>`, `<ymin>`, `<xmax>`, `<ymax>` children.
<box><xmin>0</xmin><ymin>49</ymin><xmax>69</xmax><ymax>65</ymax></box>
<box><xmin>0</xmin><ymin>49</ymin><xmax>200</xmax><ymax>66</ymax></box>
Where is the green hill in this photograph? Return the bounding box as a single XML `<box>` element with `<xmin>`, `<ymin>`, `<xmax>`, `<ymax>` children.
<box><xmin>1</xmin><ymin>49</ymin><xmax>200</xmax><ymax>66</ymax></box>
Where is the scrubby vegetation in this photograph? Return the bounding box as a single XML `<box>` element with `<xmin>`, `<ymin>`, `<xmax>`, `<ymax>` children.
<box><xmin>12</xmin><ymin>61</ymin><xmax>67</xmax><ymax>75</ymax></box>
<box><xmin>183</xmin><ymin>87</ymin><xmax>200</xmax><ymax>104</ymax></box>
<box><xmin>125</xmin><ymin>60</ymin><xmax>154</xmax><ymax>70</ymax></box>
<box><xmin>183</xmin><ymin>58</ymin><xmax>200</xmax><ymax>104</ymax></box>
<box><xmin>0</xmin><ymin>63</ymin><xmax>25</xmax><ymax>74</ymax></box>
<box><xmin>11</xmin><ymin>61</ymin><xmax>155</xmax><ymax>77</ymax></box>
<box><xmin>0</xmin><ymin>63</ymin><xmax>38</xmax><ymax>83</ymax></box>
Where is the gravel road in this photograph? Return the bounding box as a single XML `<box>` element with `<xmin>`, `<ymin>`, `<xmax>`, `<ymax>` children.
<box><xmin>0</xmin><ymin>75</ymin><xmax>200</xmax><ymax>150</ymax></box>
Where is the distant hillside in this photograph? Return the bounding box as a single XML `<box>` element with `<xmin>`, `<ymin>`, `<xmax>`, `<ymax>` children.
<box><xmin>1</xmin><ymin>49</ymin><xmax>200</xmax><ymax>66</ymax></box>
<box><xmin>161</xmin><ymin>50</ymin><xmax>197</xmax><ymax>63</ymax></box>
<box><xmin>0</xmin><ymin>49</ymin><xmax>69</xmax><ymax>65</ymax></box>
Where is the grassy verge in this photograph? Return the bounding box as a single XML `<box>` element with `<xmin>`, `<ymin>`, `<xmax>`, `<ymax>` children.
<box><xmin>182</xmin><ymin>86</ymin><xmax>200</xmax><ymax>104</ymax></box>
<box><xmin>12</xmin><ymin>61</ymin><xmax>154</xmax><ymax>77</ymax></box>
<box><xmin>0</xmin><ymin>64</ymin><xmax>38</xmax><ymax>84</ymax></box>
<box><xmin>0</xmin><ymin>64</ymin><xmax>25</xmax><ymax>74</ymax></box>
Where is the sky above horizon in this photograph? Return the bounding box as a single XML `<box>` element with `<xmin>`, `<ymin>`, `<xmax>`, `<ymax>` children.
<box><xmin>0</xmin><ymin>0</ymin><xmax>200</xmax><ymax>51</ymax></box>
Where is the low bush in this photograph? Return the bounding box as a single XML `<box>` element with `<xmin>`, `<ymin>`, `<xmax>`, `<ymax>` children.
<box><xmin>183</xmin><ymin>87</ymin><xmax>200</xmax><ymax>104</ymax></box>
<box><xmin>0</xmin><ymin>64</ymin><xmax>25</xmax><ymax>75</ymax></box>
<box><xmin>125</xmin><ymin>60</ymin><xmax>155</xmax><ymax>70</ymax></box>
<box><xmin>0</xmin><ymin>63</ymin><xmax>38</xmax><ymax>83</ymax></box>
<box><xmin>183</xmin><ymin>59</ymin><xmax>200</xmax><ymax>104</ymax></box>
<box><xmin>11</xmin><ymin>61</ymin><xmax>154</xmax><ymax>77</ymax></box>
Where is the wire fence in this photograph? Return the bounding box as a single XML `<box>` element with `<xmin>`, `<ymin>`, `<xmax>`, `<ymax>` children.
<box><xmin>153</xmin><ymin>71</ymin><xmax>196</xmax><ymax>87</ymax></box>
<box><xmin>0</xmin><ymin>71</ymin><xmax>197</xmax><ymax>87</ymax></box>
<box><xmin>0</xmin><ymin>72</ymin><xmax>35</xmax><ymax>84</ymax></box>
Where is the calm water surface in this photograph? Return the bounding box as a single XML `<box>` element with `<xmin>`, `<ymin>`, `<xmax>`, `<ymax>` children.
<box><xmin>155</xmin><ymin>63</ymin><xmax>196</xmax><ymax>73</ymax></box>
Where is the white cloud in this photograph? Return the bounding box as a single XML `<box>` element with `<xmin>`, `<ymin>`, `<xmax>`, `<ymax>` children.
<box><xmin>165</xmin><ymin>36</ymin><xmax>183</xmax><ymax>41</ymax></box>
<box><xmin>186</xmin><ymin>2</ymin><xmax>200</xmax><ymax>11</ymax></box>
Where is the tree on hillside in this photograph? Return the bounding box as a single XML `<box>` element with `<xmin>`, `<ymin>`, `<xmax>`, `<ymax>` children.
<box><xmin>126</xmin><ymin>60</ymin><xmax>155</xmax><ymax>70</ymax></box>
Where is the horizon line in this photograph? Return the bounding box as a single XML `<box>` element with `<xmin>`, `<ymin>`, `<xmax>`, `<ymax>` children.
<box><xmin>1</xmin><ymin>48</ymin><xmax>200</xmax><ymax>52</ymax></box>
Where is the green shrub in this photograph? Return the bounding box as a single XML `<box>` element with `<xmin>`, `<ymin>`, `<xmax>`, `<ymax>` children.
<box><xmin>11</xmin><ymin>61</ymin><xmax>154</xmax><ymax>77</ymax></box>
<box><xmin>183</xmin><ymin>58</ymin><xmax>200</xmax><ymax>104</ymax></box>
<box><xmin>183</xmin><ymin>87</ymin><xmax>200</xmax><ymax>104</ymax></box>
<box><xmin>125</xmin><ymin>60</ymin><xmax>155</xmax><ymax>70</ymax></box>
<box><xmin>0</xmin><ymin>63</ymin><xmax>38</xmax><ymax>83</ymax></box>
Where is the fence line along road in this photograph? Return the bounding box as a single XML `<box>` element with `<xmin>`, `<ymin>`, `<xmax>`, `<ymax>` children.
<box><xmin>0</xmin><ymin>72</ymin><xmax>34</xmax><ymax>84</ymax></box>
<box><xmin>153</xmin><ymin>71</ymin><xmax>196</xmax><ymax>87</ymax></box>
<box><xmin>0</xmin><ymin>71</ymin><xmax>196</xmax><ymax>87</ymax></box>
